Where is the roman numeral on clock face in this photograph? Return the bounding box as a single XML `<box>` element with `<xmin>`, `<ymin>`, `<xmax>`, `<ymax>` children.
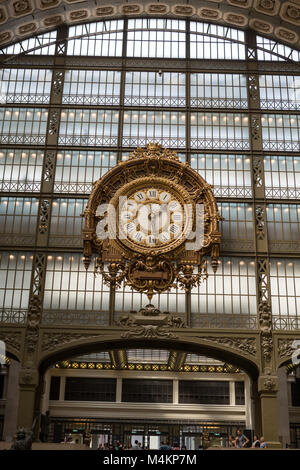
<box><xmin>124</xmin><ymin>222</ymin><xmax>136</xmax><ymax>233</ymax></box>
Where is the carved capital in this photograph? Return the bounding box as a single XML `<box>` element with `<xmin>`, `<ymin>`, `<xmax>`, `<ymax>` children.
<box><xmin>19</xmin><ymin>367</ymin><xmax>39</xmax><ymax>387</ymax></box>
<box><xmin>258</xmin><ymin>374</ymin><xmax>278</xmax><ymax>394</ymax></box>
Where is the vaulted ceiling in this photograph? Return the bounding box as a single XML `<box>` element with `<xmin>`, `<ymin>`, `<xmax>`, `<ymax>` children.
<box><xmin>0</xmin><ymin>1</ymin><xmax>300</xmax><ymax>51</ymax></box>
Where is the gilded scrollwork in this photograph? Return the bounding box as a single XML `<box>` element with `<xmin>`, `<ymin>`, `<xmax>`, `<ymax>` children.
<box><xmin>83</xmin><ymin>143</ymin><xmax>221</xmax><ymax>301</ymax></box>
<box><xmin>116</xmin><ymin>304</ymin><xmax>185</xmax><ymax>339</ymax></box>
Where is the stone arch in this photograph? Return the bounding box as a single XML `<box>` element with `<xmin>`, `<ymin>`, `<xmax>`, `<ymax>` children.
<box><xmin>35</xmin><ymin>333</ymin><xmax>261</xmax><ymax>442</ymax></box>
<box><xmin>38</xmin><ymin>332</ymin><xmax>260</xmax><ymax>379</ymax></box>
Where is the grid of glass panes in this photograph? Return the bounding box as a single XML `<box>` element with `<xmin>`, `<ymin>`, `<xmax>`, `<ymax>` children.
<box><xmin>270</xmin><ymin>259</ymin><xmax>300</xmax><ymax>322</ymax></box>
<box><xmin>0</xmin><ymin>197</ymin><xmax>38</xmax><ymax>244</ymax></box>
<box><xmin>191</xmin><ymin>257</ymin><xmax>257</xmax><ymax>321</ymax></box>
<box><xmin>49</xmin><ymin>199</ymin><xmax>87</xmax><ymax>247</ymax></box>
<box><xmin>122</xmin><ymin>110</ymin><xmax>186</xmax><ymax>148</ymax></box>
<box><xmin>127</xmin><ymin>350</ymin><xmax>169</xmax><ymax>364</ymax></box>
<box><xmin>127</xmin><ymin>18</ymin><xmax>186</xmax><ymax>59</ymax></box>
<box><xmin>124</xmin><ymin>71</ymin><xmax>186</xmax><ymax>107</ymax></box>
<box><xmin>0</xmin><ymin>252</ymin><xmax>33</xmax><ymax>312</ymax></box>
<box><xmin>58</xmin><ymin>109</ymin><xmax>119</xmax><ymax>146</ymax></box>
<box><xmin>185</xmin><ymin>354</ymin><xmax>223</xmax><ymax>365</ymax></box>
<box><xmin>0</xmin><ymin>149</ymin><xmax>44</xmax><ymax>192</ymax></box>
<box><xmin>0</xmin><ymin>108</ymin><xmax>48</xmax><ymax>145</ymax></box>
<box><xmin>70</xmin><ymin>352</ymin><xmax>111</xmax><ymax>363</ymax></box>
<box><xmin>0</xmin><ymin>69</ymin><xmax>52</xmax><ymax>104</ymax></box>
<box><xmin>190</xmin><ymin>154</ymin><xmax>252</xmax><ymax>198</ymax></box>
<box><xmin>259</xmin><ymin>75</ymin><xmax>300</xmax><ymax>111</ymax></box>
<box><xmin>122</xmin><ymin>379</ymin><xmax>173</xmax><ymax>403</ymax></box>
<box><xmin>256</xmin><ymin>36</ymin><xmax>300</xmax><ymax>62</ymax></box>
<box><xmin>266</xmin><ymin>204</ymin><xmax>300</xmax><ymax>252</ymax></box>
<box><xmin>0</xmin><ymin>31</ymin><xmax>57</xmax><ymax>55</ymax></box>
<box><xmin>235</xmin><ymin>381</ymin><xmax>245</xmax><ymax>405</ymax></box>
<box><xmin>67</xmin><ymin>20</ymin><xmax>124</xmax><ymax>56</ymax></box>
<box><xmin>190</xmin><ymin>113</ymin><xmax>249</xmax><ymax>150</ymax></box>
<box><xmin>190</xmin><ymin>22</ymin><xmax>245</xmax><ymax>60</ymax></box>
<box><xmin>43</xmin><ymin>253</ymin><xmax>110</xmax><ymax>313</ymax></box>
<box><xmin>62</xmin><ymin>70</ymin><xmax>121</xmax><ymax>106</ymax></box>
<box><xmin>54</xmin><ymin>150</ymin><xmax>117</xmax><ymax>194</ymax></box>
<box><xmin>190</xmin><ymin>73</ymin><xmax>248</xmax><ymax>109</ymax></box>
<box><xmin>219</xmin><ymin>203</ymin><xmax>254</xmax><ymax>251</ymax></box>
<box><xmin>261</xmin><ymin>114</ymin><xmax>300</xmax><ymax>151</ymax></box>
<box><xmin>264</xmin><ymin>156</ymin><xmax>300</xmax><ymax>199</ymax></box>
<box><xmin>64</xmin><ymin>377</ymin><xmax>116</xmax><ymax>402</ymax></box>
<box><xmin>49</xmin><ymin>376</ymin><xmax>60</xmax><ymax>401</ymax></box>
<box><xmin>179</xmin><ymin>380</ymin><xmax>230</xmax><ymax>405</ymax></box>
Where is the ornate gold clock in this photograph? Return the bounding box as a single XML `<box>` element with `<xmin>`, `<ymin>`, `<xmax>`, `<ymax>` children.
<box><xmin>83</xmin><ymin>143</ymin><xmax>221</xmax><ymax>300</ymax></box>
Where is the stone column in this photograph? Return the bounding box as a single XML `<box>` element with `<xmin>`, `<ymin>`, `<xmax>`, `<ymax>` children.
<box><xmin>252</xmin><ymin>379</ymin><xmax>262</xmax><ymax>438</ymax></box>
<box><xmin>3</xmin><ymin>359</ymin><xmax>20</xmax><ymax>441</ymax></box>
<box><xmin>17</xmin><ymin>367</ymin><xmax>39</xmax><ymax>430</ymax></box>
<box><xmin>40</xmin><ymin>370</ymin><xmax>51</xmax><ymax>414</ymax></box>
<box><xmin>258</xmin><ymin>374</ymin><xmax>281</xmax><ymax>448</ymax></box>
<box><xmin>277</xmin><ymin>367</ymin><xmax>291</xmax><ymax>448</ymax></box>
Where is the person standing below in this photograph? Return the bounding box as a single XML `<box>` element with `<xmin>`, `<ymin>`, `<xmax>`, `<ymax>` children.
<box><xmin>235</xmin><ymin>429</ymin><xmax>249</xmax><ymax>448</ymax></box>
<box><xmin>132</xmin><ymin>440</ymin><xmax>140</xmax><ymax>450</ymax></box>
<box><xmin>115</xmin><ymin>440</ymin><xmax>123</xmax><ymax>450</ymax></box>
<box><xmin>228</xmin><ymin>435</ymin><xmax>236</xmax><ymax>448</ymax></box>
<box><xmin>260</xmin><ymin>437</ymin><xmax>267</xmax><ymax>448</ymax></box>
<box><xmin>252</xmin><ymin>435</ymin><xmax>261</xmax><ymax>448</ymax></box>
<box><xmin>160</xmin><ymin>440</ymin><xmax>172</xmax><ymax>450</ymax></box>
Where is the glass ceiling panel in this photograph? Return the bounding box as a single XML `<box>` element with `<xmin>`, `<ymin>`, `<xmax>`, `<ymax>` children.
<box><xmin>127</xmin><ymin>349</ymin><xmax>169</xmax><ymax>363</ymax></box>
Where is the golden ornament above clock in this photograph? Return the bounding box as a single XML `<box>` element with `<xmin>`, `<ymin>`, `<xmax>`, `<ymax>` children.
<box><xmin>83</xmin><ymin>143</ymin><xmax>221</xmax><ymax>300</ymax></box>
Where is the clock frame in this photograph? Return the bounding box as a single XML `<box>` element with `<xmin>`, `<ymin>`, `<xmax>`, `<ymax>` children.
<box><xmin>83</xmin><ymin>143</ymin><xmax>221</xmax><ymax>300</ymax></box>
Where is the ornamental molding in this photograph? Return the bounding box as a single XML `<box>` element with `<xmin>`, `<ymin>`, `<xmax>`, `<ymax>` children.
<box><xmin>258</xmin><ymin>373</ymin><xmax>278</xmax><ymax>393</ymax></box>
<box><xmin>258</xmin><ymin>301</ymin><xmax>273</xmax><ymax>362</ymax></box>
<box><xmin>0</xmin><ymin>1</ymin><xmax>300</xmax><ymax>53</ymax></box>
<box><xmin>19</xmin><ymin>367</ymin><xmax>39</xmax><ymax>387</ymax></box>
<box><xmin>41</xmin><ymin>332</ymin><xmax>101</xmax><ymax>352</ymax></box>
<box><xmin>277</xmin><ymin>338</ymin><xmax>300</xmax><ymax>359</ymax></box>
<box><xmin>198</xmin><ymin>336</ymin><xmax>257</xmax><ymax>357</ymax></box>
<box><xmin>116</xmin><ymin>304</ymin><xmax>185</xmax><ymax>339</ymax></box>
<box><xmin>26</xmin><ymin>295</ymin><xmax>42</xmax><ymax>354</ymax></box>
<box><xmin>0</xmin><ymin>331</ymin><xmax>22</xmax><ymax>353</ymax></box>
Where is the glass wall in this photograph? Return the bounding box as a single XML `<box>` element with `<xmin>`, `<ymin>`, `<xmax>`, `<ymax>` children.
<box><xmin>0</xmin><ymin>108</ymin><xmax>48</xmax><ymax>145</ymax></box>
<box><xmin>0</xmin><ymin>19</ymin><xmax>299</xmax><ymax>329</ymax></box>
<box><xmin>0</xmin><ymin>252</ymin><xmax>33</xmax><ymax>313</ymax></box>
<box><xmin>43</xmin><ymin>254</ymin><xmax>110</xmax><ymax>316</ymax></box>
<box><xmin>191</xmin><ymin>257</ymin><xmax>257</xmax><ymax>325</ymax></box>
<box><xmin>0</xmin><ymin>149</ymin><xmax>44</xmax><ymax>192</ymax></box>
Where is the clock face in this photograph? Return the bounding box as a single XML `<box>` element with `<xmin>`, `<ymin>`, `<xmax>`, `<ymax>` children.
<box><xmin>118</xmin><ymin>187</ymin><xmax>185</xmax><ymax>248</ymax></box>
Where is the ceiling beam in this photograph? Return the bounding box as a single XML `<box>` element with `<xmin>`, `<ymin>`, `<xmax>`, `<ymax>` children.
<box><xmin>109</xmin><ymin>349</ymin><xmax>128</xmax><ymax>369</ymax></box>
<box><xmin>167</xmin><ymin>351</ymin><xmax>187</xmax><ymax>371</ymax></box>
